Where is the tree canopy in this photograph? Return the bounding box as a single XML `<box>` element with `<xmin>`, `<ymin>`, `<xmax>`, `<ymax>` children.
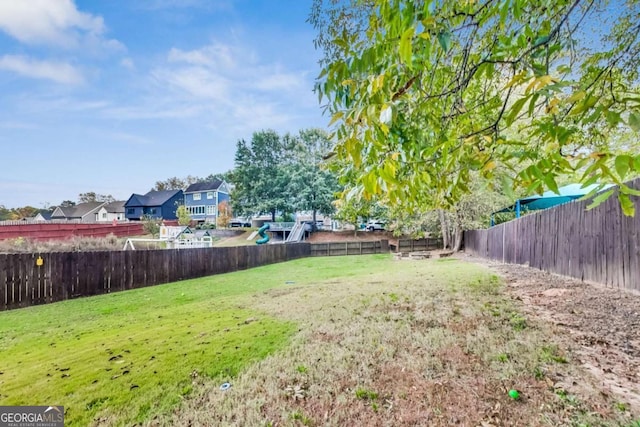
<box><xmin>311</xmin><ymin>0</ymin><xmax>640</xmax><ymax>215</ymax></box>
<box><xmin>230</xmin><ymin>129</ymin><xmax>340</xmax><ymax>221</ymax></box>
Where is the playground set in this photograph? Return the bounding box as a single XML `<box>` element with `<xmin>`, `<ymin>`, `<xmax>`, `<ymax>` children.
<box><xmin>123</xmin><ymin>225</ymin><xmax>214</xmax><ymax>250</ymax></box>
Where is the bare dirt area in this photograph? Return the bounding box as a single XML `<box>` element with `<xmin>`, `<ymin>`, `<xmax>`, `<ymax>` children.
<box><xmin>459</xmin><ymin>252</ymin><xmax>640</xmax><ymax>415</ymax></box>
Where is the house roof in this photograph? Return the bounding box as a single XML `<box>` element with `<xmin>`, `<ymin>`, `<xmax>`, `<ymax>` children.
<box><xmin>494</xmin><ymin>183</ymin><xmax>615</xmax><ymax>214</ymax></box>
<box><xmin>125</xmin><ymin>190</ymin><xmax>182</xmax><ymax>207</ymax></box>
<box><xmin>36</xmin><ymin>211</ymin><xmax>52</xmax><ymax>220</ymax></box>
<box><xmin>53</xmin><ymin>202</ymin><xmax>105</xmax><ymax>218</ymax></box>
<box><xmin>103</xmin><ymin>201</ymin><xmax>125</xmax><ymax>213</ymax></box>
<box><xmin>185</xmin><ymin>180</ymin><xmax>223</xmax><ymax>193</ymax></box>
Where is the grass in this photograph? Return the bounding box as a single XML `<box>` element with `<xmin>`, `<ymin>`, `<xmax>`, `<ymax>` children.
<box><xmin>168</xmin><ymin>256</ymin><xmax>637</xmax><ymax>426</ymax></box>
<box><xmin>2</xmin><ymin>254</ymin><xmax>637</xmax><ymax>426</ymax></box>
<box><xmin>0</xmin><ymin>255</ymin><xmax>388</xmax><ymax>426</ymax></box>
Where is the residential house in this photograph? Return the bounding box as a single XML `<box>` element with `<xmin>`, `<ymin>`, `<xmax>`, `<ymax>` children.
<box><xmin>33</xmin><ymin>211</ymin><xmax>52</xmax><ymax>221</ymax></box>
<box><xmin>124</xmin><ymin>190</ymin><xmax>184</xmax><ymax>221</ymax></box>
<box><xmin>96</xmin><ymin>201</ymin><xmax>126</xmax><ymax>222</ymax></box>
<box><xmin>183</xmin><ymin>180</ymin><xmax>230</xmax><ymax>223</ymax></box>
<box><xmin>50</xmin><ymin>202</ymin><xmax>106</xmax><ymax>222</ymax></box>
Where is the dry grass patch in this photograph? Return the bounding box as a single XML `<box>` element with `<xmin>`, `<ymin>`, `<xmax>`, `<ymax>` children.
<box><xmin>162</xmin><ymin>256</ymin><xmax>638</xmax><ymax>427</ymax></box>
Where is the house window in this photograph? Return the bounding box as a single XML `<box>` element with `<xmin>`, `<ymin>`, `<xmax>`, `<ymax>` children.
<box><xmin>102</xmin><ymin>213</ymin><xmax>107</xmax><ymax>219</ymax></box>
<box><xmin>207</xmin><ymin>192</ymin><xmax>214</xmax><ymax>199</ymax></box>
<box><xmin>193</xmin><ymin>193</ymin><xmax>201</xmax><ymax>201</ymax></box>
<box><xmin>206</xmin><ymin>205</ymin><xmax>215</xmax><ymax>215</ymax></box>
<box><xmin>127</xmin><ymin>208</ymin><xmax>135</xmax><ymax>215</ymax></box>
<box><xmin>187</xmin><ymin>206</ymin><xmax>205</xmax><ymax>215</ymax></box>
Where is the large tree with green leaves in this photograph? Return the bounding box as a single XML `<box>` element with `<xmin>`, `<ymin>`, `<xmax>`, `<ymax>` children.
<box><xmin>287</xmin><ymin>129</ymin><xmax>341</xmax><ymax>222</ymax></box>
<box><xmin>230</xmin><ymin>130</ymin><xmax>296</xmax><ymax>221</ymax></box>
<box><xmin>311</xmin><ymin>0</ymin><xmax>640</xmax><ymax>215</ymax></box>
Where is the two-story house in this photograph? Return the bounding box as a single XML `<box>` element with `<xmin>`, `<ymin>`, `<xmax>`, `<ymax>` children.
<box><xmin>184</xmin><ymin>180</ymin><xmax>230</xmax><ymax>224</ymax></box>
<box><xmin>50</xmin><ymin>202</ymin><xmax>106</xmax><ymax>222</ymax></box>
<box><xmin>124</xmin><ymin>190</ymin><xmax>184</xmax><ymax>221</ymax></box>
<box><xmin>95</xmin><ymin>201</ymin><xmax>126</xmax><ymax>222</ymax></box>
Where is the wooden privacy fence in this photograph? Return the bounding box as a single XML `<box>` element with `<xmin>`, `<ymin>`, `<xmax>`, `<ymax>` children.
<box><xmin>0</xmin><ymin>243</ymin><xmax>310</xmax><ymax>311</ymax></box>
<box><xmin>391</xmin><ymin>238</ymin><xmax>442</xmax><ymax>253</ymax></box>
<box><xmin>465</xmin><ymin>180</ymin><xmax>640</xmax><ymax>292</ymax></box>
<box><xmin>309</xmin><ymin>240</ymin><xmax>388</xmax><ymax>257</ymax></box>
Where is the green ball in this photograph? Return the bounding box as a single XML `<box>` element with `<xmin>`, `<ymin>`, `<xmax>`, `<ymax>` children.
<box><xmin>508</xmin><ymin>389</ymin><xmax>520</xmax><ymax>399</ymax></box>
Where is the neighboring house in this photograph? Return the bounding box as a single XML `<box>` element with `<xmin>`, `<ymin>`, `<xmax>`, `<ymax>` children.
<box><xmin>183</xmin><ymin>180</ymin><xmax>231</xmax><ymax>223</ymax></box>
<box><xmin>33</xmin><ymin>211</ymin><xmax>52</xmax><ymax>221</ymax></box>
<box><xmin>50</xmin><ymin>202</ymin><xmax>106</xmax><ymax>222</ymax></box>
<box><xmin>96</xmin><ymin>201</ymin><xmax>126</xmax><ymax>222</ymax></box>
<box><xmin>124</xmin><ymin>190</ymin><xmax>184</xmax><ymax>221</ymax></box>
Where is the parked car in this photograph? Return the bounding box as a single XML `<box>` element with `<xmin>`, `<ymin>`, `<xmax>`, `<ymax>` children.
<box><xmin>229</xmin><ymin>217</ymin><xmax>252</xmax><ymax>227</ymax></box>
<box><xmin>366</xmin><ymin>220</ymin><xmax>385</xmax><ymax>231</ymax></box>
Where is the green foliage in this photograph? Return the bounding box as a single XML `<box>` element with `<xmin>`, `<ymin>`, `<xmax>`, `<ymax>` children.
<box><xmin>311</xmin><ymin>0</ymin><xmax>640</xmax><ymax>216</ymax></box>
<box><xmin>230</xmin><ymin>129</ymin><xmax>340</xmax><ymax>220</ymax></box>
<box><xmin>78</xmin><ymin>192</ymin><xmax>115</xmax><ymax>204</ymax></box>
<box><xmin>176</xmin><ymin>205</ymin><xmax>191</xmax><ymax>226</ymax></box>
<box><xmin>141</xmin><ymin>215</ymin><xmax>161</xmax><ymax>237</ymax></box>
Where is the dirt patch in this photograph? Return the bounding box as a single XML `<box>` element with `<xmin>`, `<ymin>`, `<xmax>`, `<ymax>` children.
<box><xmin>459</xmin><ymin>252</ymin><xmax>640</xmax><ymax>413</ymax></box>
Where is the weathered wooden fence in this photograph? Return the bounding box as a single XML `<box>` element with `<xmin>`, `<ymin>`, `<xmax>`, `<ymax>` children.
<box><xmin>391</xmin><ymin>238</ymin><xmax>442</xmax><ymax>253</ymax></box>
<box><xmin>0</xmin><ymin>243</ymin><xmax>310</xmax><ymax>311</ymax></box>
<box><xmin>309</xmin><ymin>240</ymin><xmax>388</xmax><ymax>256</ymax></box>
<box><xmin>465</xmin><ymin>180</ymin><xmax>640</xmax><ymax>292</ymax></box>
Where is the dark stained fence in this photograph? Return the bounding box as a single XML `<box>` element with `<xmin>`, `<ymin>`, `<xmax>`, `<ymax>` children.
<box><xmin>309</xmin><ymin>240</ymin><xmax>388</xmax><ymax>257</ymax></box>
<box><xmin>464</xmin><ymin>179</ymin><xmax>640</xmax><ymax>292</ymax></box>
<box><xmin>0</xmin><ymin>243</ymin><xmax>311</xmax><ymax>311</ymax></box>
<box><xmin>392</xmin><ymin>238</ymin><xmax>442</xmax><ymax>253</ymax></box>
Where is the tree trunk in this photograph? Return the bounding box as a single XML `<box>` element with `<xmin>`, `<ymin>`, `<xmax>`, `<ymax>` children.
<box><xmin>438</xmin><ymin>210</ymin><xmax>450</xmax><ymax>250</ymax></box>
<box><xmin>452</xmin><ymin>211</ymin><xmax>464</xmax><ymax>252</ymax></box>
<box><xmin>271</xmin><ymin>211</ymin><xmax>276</xmax><ymax>222</ymax></box>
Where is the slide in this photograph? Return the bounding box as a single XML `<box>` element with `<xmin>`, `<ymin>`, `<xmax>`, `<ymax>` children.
<box><xmin>256</xmin><ymin>223</ymin><xmax>270</xmax><ymax>245</ymax></box>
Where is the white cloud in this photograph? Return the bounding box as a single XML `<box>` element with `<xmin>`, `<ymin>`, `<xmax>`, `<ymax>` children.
<box><xmin>0</xmin><ymin>55</ymin><xmax>84</xmax><ymax>85</ymax></box>
<box><xmin>168</xmin><ymin>43</ymin><xmax>237</xmax><ymax>69</ymax></box>
<box><xmin>0</xmin><ymin>0</ymin><xmax>121</xmax><ymax>50</ymax></box>
<box><xmin>120</xmin><ymin>57</ymin><xmax>135</xmax><ymax>70</ymax></box>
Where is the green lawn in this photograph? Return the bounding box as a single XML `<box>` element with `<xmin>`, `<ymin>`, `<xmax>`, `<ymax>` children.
<box><xmin>0</xmin><ymin>255</ymin><xmax>389</xmax><ymax>426</ymax></box>
<box><xmin>2</xmin><ymin>255</ymin><xmax>636</xmax><ymax>427</ymax></box>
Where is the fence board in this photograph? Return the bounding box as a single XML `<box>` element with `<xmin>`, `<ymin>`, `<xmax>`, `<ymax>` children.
<box><xmin>465</xmin><ymin>179</ymin><xmax>640</xmax><ymax>292</ymax></box>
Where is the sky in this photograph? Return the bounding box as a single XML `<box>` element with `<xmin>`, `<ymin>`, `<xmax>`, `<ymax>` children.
<box><xmin>0</xmin><ymin>0</ymin><xmax>326</xmax><ymax>209</ymax></box>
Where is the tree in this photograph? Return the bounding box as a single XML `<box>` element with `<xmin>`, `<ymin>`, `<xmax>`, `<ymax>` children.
<box><xmin>287</xmin><ymin>129</ymin><xmax>341</xmax><ymax>223</ymax></box>
<box><xmin>142</xmin><ymin>215</ymin><xmax>161</xmax><ymax>237</ymax></box>
<box><xmin>311</xmin><ymin>0</ymin><xmax>640</xmax><ymax>216</ymax></box>
<box><xmin>152</xmin><ymin>176</ymin><xmax>199</xmax><ymax>191</ymax></box>
<box><xmin>230</xmin><ymin>130</ymin><xmax>296</xmax><ymax>221</ymax></box>
<box><xmin>176</xmin><ymin>205</ymin><xmax>191</xmax><ymax>226</ymax></box>
<box><xmin>217</xmin><ymin>200</ymin><xmax>232</xmax><ymax>228</ymax></box>
<box><xmin>201</xmin><ymin>171</ymin><xmax>232</xmax><ymax>184</ymax></box>
<box><xmin>59</xmin><ymin>200</ymin><xmax>76</xmax><ymax>208</ymax></box>
<box><xmin>78</xmin><ymin>192</ymin><xmax>115</xmax><ymax>203</ymax></box>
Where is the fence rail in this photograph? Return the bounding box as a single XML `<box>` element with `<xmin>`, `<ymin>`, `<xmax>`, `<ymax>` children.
<box><xmin>392</xmin><ymin>238</ymin><xmax>442</xmax><ymax>253</ymax></box>
<box><xmin>309</xmin><ymin>240</ymin><xmax>388</xmax><ymax>256</ymax></box>
<box><xmin>0</xmin><ymin>243</ymin><xmax>310</xmax><ymax>311</ymax></box>
<box><xmin>464</xmin><ymin>178</ymin><xmax>640</xmax><ymax>292</ymax></box>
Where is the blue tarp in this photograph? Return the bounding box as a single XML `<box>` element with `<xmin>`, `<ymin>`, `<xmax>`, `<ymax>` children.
<box><xmin>492</xmin><ymin>183</ymin><xmax>614</xmax><ymax>223</ymax></box>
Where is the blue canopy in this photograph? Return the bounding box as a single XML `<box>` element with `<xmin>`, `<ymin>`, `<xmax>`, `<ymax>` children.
<box><xmin>491</xmin><ymin>183</ymin><xmax>614</xmax><ymax>224</ymax></box>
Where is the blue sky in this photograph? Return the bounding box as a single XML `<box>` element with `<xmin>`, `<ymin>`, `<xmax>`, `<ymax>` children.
<box><xmin>0</xmin><ymin>0</ymin><xmax>325</xmax><ymax>208</ymax></box>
